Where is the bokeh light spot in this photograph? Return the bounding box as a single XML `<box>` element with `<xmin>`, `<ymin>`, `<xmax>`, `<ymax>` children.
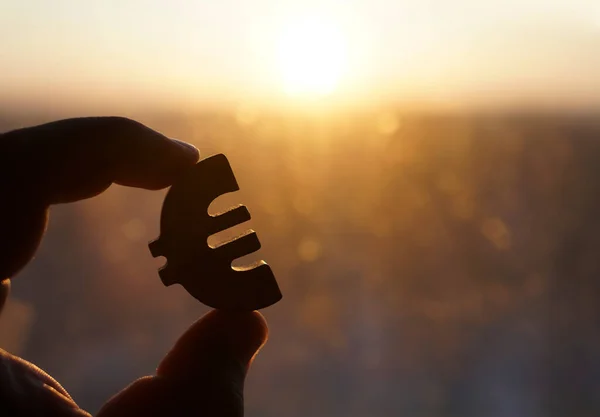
<box><xmin>297</xmin><ymin>237</ymin><xmax>322</xmax><ymax>262</ymax></box>
<box><xmin>377</xmin><ymin>112</ymin><xmax>401</xmax><ymax>135</ymax></box>
<box><xmin>481</xmin><ymin>217</ymin><xmax>511</xmax><ymax>250</ymax></box>
<box><xmin>122</xmin><ymin>218</ymin><xmax>146</xmax><ymax>242</ymax></box>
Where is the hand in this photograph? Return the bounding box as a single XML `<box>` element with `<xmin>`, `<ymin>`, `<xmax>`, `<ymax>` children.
<box><xmin>0</xmin><ymin>117</ymin><xmax>268</xmax><ymax>417</ymax></box>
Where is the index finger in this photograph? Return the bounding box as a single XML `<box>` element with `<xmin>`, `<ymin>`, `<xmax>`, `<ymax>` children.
<box><xmin>0</xmin><ymin>117</ymin><xmax>199</xmax><ymax>281</ymax></box>
<box><xmin>0</xmin><ymin>117</ymin><xmax>199</xmax><ymax>204</ymax></box>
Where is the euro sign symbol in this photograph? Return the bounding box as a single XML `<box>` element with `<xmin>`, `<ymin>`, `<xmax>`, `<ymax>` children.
<box><xmin>149</xmin><ymin>154</ymin><xmax>282</xmax><ymax>310</ymax></box>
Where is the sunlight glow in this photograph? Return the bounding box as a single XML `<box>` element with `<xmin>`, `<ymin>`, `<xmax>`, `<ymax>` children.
<box><xmin>277</xmin><ymin>17</ymin><xmax>348</xmax><ymax>97</ymax></box>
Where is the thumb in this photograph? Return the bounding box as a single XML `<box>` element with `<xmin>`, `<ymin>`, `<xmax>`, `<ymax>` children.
<box><xmin>98</xmin><ymin>310</ymin><xmax>268</xmax><ymax>417</ymax></box>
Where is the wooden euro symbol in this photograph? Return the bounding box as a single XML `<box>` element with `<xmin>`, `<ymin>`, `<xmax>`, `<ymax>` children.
<box><xmin>148</xmin><ymin>154</ymin><xmax>282</xmax><ymax>310</ymax></box>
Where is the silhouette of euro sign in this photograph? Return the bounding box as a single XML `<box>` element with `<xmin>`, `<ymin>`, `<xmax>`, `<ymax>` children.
<box><xmin>148</xmin><ymin>154</ymin><xmax>282</xmax><ymax>310</ymax></box>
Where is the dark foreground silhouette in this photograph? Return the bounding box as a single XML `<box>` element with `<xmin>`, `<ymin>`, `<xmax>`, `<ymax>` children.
<box><xmin>0</xmin><ymin>117</ymin><xmax>267</xmax><ymax>417</ymax></box>
<box><xmin>149</xmin><ymin>153</ymin><xmax>282</xmax><ymax>310</ymax></box>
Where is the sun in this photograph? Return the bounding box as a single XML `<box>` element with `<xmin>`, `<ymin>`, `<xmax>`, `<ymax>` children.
<box><xmin>277</xmin><ymin>17</ymin><xmax>348</xmax><ymax>97</ymax></box>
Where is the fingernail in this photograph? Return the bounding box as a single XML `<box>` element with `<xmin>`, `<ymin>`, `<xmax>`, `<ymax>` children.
<box><xmin>171</xmin><ymin>138</ymin><xmax>200</xmax><ymax>160</ymax></box>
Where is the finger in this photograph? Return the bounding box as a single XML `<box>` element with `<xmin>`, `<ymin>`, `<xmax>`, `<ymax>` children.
<box><xmin>0</xmin><ymin>117</ymin><xmax>199</xmax><ymax>204</ymax></box>
<box><xmin>0</xmin><ymin>117</ymin><xmax>199</xmax><ymax>280</ymax></box>
<box><xmin>0</xmin><ymin>202</ymin><xmax>48</xmax><ymax>282</ymax></box>
<box><xmin>0</xmin><ymin>349</ymin><xmax>90</xmax><ymax>416</ymax></box>
<box><xmin>97</xmin><ymin>310</ymin><xmax>268</xmax><ymax>417</ymax></box>
<box><xmin>157</xmin><ymin>310</ymin><xmax>268</xmax><ymax>381</ymax></box>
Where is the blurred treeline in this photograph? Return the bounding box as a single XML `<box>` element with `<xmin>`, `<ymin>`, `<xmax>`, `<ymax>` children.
<box><xmin>1</xmin><ymin>110</ymin><xmax>600</xmax><ymax>417</ymax></box>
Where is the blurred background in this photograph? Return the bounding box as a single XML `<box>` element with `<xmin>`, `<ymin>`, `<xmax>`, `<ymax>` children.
<box><xmin>2</xmin><ymin>1</ymin><xmax>600</xmax><ymax>416</ymax></box>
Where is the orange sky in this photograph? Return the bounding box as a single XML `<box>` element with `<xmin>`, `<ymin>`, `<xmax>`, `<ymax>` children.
<box><xmin>2</xmin><ymin>0</ymin><xmax>600</xmax><ymax>112</ymax></box>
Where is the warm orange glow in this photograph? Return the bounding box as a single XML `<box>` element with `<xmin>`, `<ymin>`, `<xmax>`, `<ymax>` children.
<box><xmin>277</xmin><ymin>17</ymin><xmax>348</xmax><ymax>98</ymax></box>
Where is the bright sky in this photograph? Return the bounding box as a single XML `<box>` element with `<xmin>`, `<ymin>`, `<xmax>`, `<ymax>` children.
<box><xmin>1</xmin><ymin>0</ymin><xmax>600</xmax><ymax>111</ymax></box>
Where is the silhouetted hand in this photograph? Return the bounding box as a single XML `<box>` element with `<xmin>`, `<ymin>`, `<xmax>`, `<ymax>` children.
<box><xmin>0</xmin><ymin>117</ymin><xmax>268</xmax><ymax>417</ymax></box>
